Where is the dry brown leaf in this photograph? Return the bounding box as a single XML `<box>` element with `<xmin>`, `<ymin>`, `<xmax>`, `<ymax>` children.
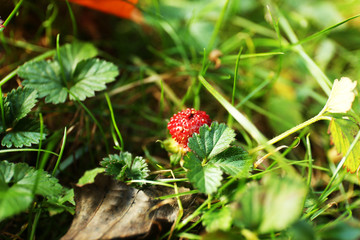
<box><xmin>61</xmin><ymin>174</ymin><xmax>194</xmax><ymax>240</ymax></box>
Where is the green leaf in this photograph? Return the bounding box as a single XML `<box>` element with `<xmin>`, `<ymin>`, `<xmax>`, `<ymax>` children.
<box><xmin>124</xmin><ymin>156</ymin><xmax>150</xmax><ymax>181</ymax></box>
<box><xmin>4</xmin><ymin>87</ymin><xmax>38</xmax><ymax>123</ymax></box>
<box><xmin>188</xmin><ymin>122</ymin><xmax>236</xmax><ymax>160</ymax></box>
<box><xmin>55</xmin><ymin>42</ymin><xmax>98</xmax><ymax>80</ymax></box>
<box><xmin>0</xmin><ymin>161</ymin><xmax>64</xmax><ymax>221</ymax></box>
<box><xmin>77</xmin><ymin>168</ymin><xmax>105</xmax><ymax>186</ymax></box>
<box><xmin>18</xmin><ymin>42</ymin><xmax>118</xmax><ymax>104</ymax></box>
<box><xmin>18</xmin><ymin>60</ymin><xmax>66</xmax><ymax>104</ymax></box>
<box><xmin>0</xmin><ymin>185</ymin><xmax>33</xmax><ymax>222</ymax></box>
<box><xmin>1</xmin><ymin>118</ymin><xmax>46</xmax><ymax>148</ymax></box>
<box><xmin>100</xmin><ymin>154</ymin><xmax>124</xmax><ymax>177</ymax></box>
<box><xmin>210</xmin><ymin>146</ymin><xmax>253</xmax><ymax>178</ymax></box>
<box><xmin>202</xmin><ymin>206</ymin><xmax>232</xmax><ymax>232</ymax></box>
<box><xmin>44</xmin><ymin>188</ymin><xmax>75</xmax><ymax>215</ymax></box>
<box><xmin>233</xmin><ymin>175</ymin><xmax>307</xmax><ymax>233</ymax></box>
<box><xmin>70</xmin><ymin>58</ymin><xmax>119</xmax><ymax>101</ymax></box>
<box><xmin>184</xmin><ymin>152</ymin><xmax>223</xmax><ymax>194</ymax></box>
<box><xmin>100</xmin><ymin>152</ymin><xmax>149</xmax><ymax>182</ymax></box>
<box><xmin>329</xmin><ymin>118</ymin><xmax>360</xmax><ymax>173</ymax></box>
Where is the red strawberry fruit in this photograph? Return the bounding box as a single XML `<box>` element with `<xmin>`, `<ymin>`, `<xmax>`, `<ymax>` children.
<box><xmin>167</xmin><ymin>108</ymin><xmax>212</xmax><ymax>151</ymax></box>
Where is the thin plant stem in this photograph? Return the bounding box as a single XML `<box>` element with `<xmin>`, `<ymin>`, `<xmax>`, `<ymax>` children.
<box><xmin>305</xmin><ymin>134</ymin><xmax>313</xmax><ymax>188</ymax></box>
<box><xmin>249</xmin><ymin>114</ymin><xmax>330</xmax><ymax>154</ymax></box>
<box><xmin>105</xmin><ymin>93</ymin><xmax>124</xmax><ymax>151</ymax></box>
<box><xmin>319</xmin><ymin>129</ymin><xmax>360</xmax><ymax>202</ymax></box>
<box><xmin>52</xmin><ymin>127</ymin><xmax>67</xmax><ymax>176</ymax></box>
<box><xmin>0</xmin><ymin>87</ymin><xmax>6</xmax><ymax>130</ymax></box>
<box><xmin>35</xmin><ymin>113</ymin><xmax>44</xmax><ymax>169</ymax></box>
<box><xmin>56</xmin><ymin>34</ymin><xmax>67</xmax><ymax>86</ymax></box>
<box><xmin>29</xmin><ymin>205</ymin><xmax>42</xmax><ymax>240</ymax></box>
<box><xmin>0</xmin><ymin>0</ymin><xmax>25</xmax><ymax>32</ymax></box>
<box><xmin>65</xmin><ymin>0</ymin><xmax>78</xmax><ymax>37</ymax></box>
<box><xmin>66</xmin><ymin>89</ymin><xmax>110</xmax><ymax>154</ymax></box>
<box><xmin>279</xmin><ymin>13</ymin><xmax>332</xmax><ymax>95</ymax></box>
<box><xmin>206</xmin><ymin>0</ymin><xmax>229</xmax><ymax>53</ymax></box>
<box><xmin>0</xmin><ymin>148</ymin><xmax>58</xmax><ymax>156</ymax></box>
<box><xmin>0</xmin><ymin>49</ymin><xmax>55</xmax><ymax>87</ymax></box>
<box><xmin>227</xmin><ymin>47</ymin><xmax>243</xmax><ymax>127</ymax></box>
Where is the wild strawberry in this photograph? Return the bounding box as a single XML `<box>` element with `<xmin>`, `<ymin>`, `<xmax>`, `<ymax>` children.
<box><xmin>167</xmin><ymin>108</ymin><xmax>211</xmax><ymax>151</ymax></box>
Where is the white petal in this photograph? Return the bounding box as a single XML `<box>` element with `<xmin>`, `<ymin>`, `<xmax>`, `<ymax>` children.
<box><xmin>325</xmin><ymin>77</ymin><xmax>357</xmax><ymax>113</ymax></box>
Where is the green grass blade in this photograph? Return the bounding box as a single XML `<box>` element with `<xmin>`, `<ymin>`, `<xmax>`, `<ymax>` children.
<box><xmin>291</xmin><ymin>14</ymin><xmax>360</xmax><ymax>47</ymax></box>
<box><xmin>198</xmin><ymin>75</ymin><xmax>267</xmax><ymax>145</ymax></box>
<box><xmin>279</xmin><ymin>14</ymin><xmax>332</xmax><ymax>95</ymax></box>
<box><xmin>105</xmin><ymin>93</ymin><xmax>124</xmax><ymax>151</ymax></box>
<box><xmin>52</xmin><ymin>127</ymin><xmax>67</xmax><ymax>176</ymax></box>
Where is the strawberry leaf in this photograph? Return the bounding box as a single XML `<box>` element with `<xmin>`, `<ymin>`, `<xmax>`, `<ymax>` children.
<box><xmin>329</xmin><ymin>118</ymin><xmax>360</xmax><ymax>173</ymax></box>
<box><xmin>4</xmin><ymin>87</ymin><xmax>38</xmax><ymax>123</ymax></box>
<box><xmin>18</xmin><ymin>42</ymin><xmax>118</xmax><ymax>104</ymax></box>
<box><xmin>18</xmin><ymin>60</ymin><xmax>66</xmax><ymax>104</ymax></box>
<box><xmin>0</xmin><ymin>161</ymin><xmax>64</xmax><ymax>221</ymax></box>
<box><xmin>1</xmin><ymin>118</ymin><xmax>46</xmax><ymax>148</ymax></box>
<box><xmin>55</xmin><ymin>42</ymin><xmax>98</xmax><ymax>80</ymax></box>
<box><xmin>100</xmin><ymin>152</ymin><xmax>149</xmax><ymax>183</ymax></box>
<box><xmin>209</xmin><ymin>146</ymin><xmax>253</xmax><ymax>177</ymax></box>
<box><xmin>0</xmin><ymin>87</ymin><xmax>44</xmax><ymax>148</ymax></box>
<box><xmin>184</xmin><ymin>152</ymin><xmax>223</xmax><ymax>194</ymax></box>
<box><xmin>69</xmin><ymin>58</ymin><xmax>119</xmax><ymax>101</ymax></box>
<box><xmin>188</xmin><ymin>122</ymin><xmax>236</xmax><ymax>160</ymax></box>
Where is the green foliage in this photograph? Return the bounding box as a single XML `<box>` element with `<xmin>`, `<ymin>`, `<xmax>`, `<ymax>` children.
<box><xmin>100</xmin><ymin>152</ymin><xmax>149</xmax><ymax>182</ymax></box>
<box><xmin>44</xmin><ymin>188</ymin><xmax>75</xmax><ymax>215</ymax></box>
<box><xmin>233</xmin><ymin>175</ymin><xmax>307</xmax><ymax>234</ymax></box>
<box><xmin>5</xmin><ymin>87</ymin><xmax>38</xmax><ymax>123</ymax></box>
<box><xmin>184</xmin><ymin>122</ymin><xmax>252</xmax><ymax>194</ymax></box>
<box><xmin>2</xmin><ymin>119</ymin><xmax>44</xmax><ymax>148</ymax></box>
<box><xmin>188</xmin><ymin>122</ymin><xmax>236</xmax><ymax>160</ymax></box>
<box><xmin>18</xmin><ymin>42</ymin><xmax>119</xmax><ymax>104</ymax></box>
<box><xmin>202</xmin><ymin>207</ymin><xmax>232</xmax><ymax>232</ymax></box>
<box><xmin>266</xmin><ymin>96</ymin><xmax>303</xmax><ymax>134</ymax></box>
<box><xmin>0</xmin><ymin>87</ymin><xmax>45</xmax><ymax>148</ymax></box>
<box><xmin>329</xmin><ymin>118</ymin><xmax>360</xmax><ymax>173</ymax></box>
<box><xmin>209</xmin><ymin>146</ymin><xmax>253</xmax><ymax>178</ymax></box>
<box><xmin>184</xmin><ymin>152</ymin><xmax>223</xmax><ymax>194</ymax></box>
<box><xmin>77</xmin><ymin>167</ymin><xmax>105</xmax><ymax>186</ymax></box>
<box><xmin>320</xmin><ymin>221</ymin><xmax>360</xmax><ymax>240</ymax></box>
<box><xmin>0</xmin><ymin>161</ymin><xmax>64</xmax><ymax>221</ymax></box>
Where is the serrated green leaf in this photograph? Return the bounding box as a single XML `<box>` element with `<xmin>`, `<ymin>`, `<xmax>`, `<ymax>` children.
<box><xmin>70</xmin><ymin>58</ymin><xmax>119</xmax><ymax>101</ymax></box>
<box><xmin>188</xmin><ymin>122</ymin><xmax>236</xmax><ymax>160</ymax></box>
<box><xmin>44</xmin><ymin>188</ymin><xmax>75</xmax><ymax>215</ymax></box>
<box><xmin>19</xmin><ymin>42</ymin><xmax>118</xmax><ymax>104</ymax></box>
<box><xmin>124</xmin><ymin>156</ymin><xmax>150</xmax><ymax>180</ymax></box>
<box><xmin>210</xmin><ymin>146</ymin><xmax>253</xmax><ymax>177</ymax></box>
<box><xmin>55</xmin><ymin>42</ymin><xmax>98</xmax><ymax>80</ymax></box>
<box><xmin>100</xmin><ymin>152</ymin><xmax>149</xmax><ymax>182</ymax></box>
<box><xmin>1</xmin><ymin>118</ymin><xmax>46</xmax><ymax>148</ymax></box>
<box><xmin>100</xmin><ymin>153</ymin><xmax>129</xmax><ymax>177</ymax></box>
<box><xmin>184</xmin><ymin>152</ymin><xmax>223</xmax><ymax>194</ymax></box>
<box><xmin>17</xmin><ymin>169</ymin><xmax>63</xmax><ymax>198</ymax></box>
<box><xmin>18</xmin><ymin>60</ymin><xmax>67</xmax><ymax>104</ymax></box>
<box><xmin>329</xmin><ymin>118</ymin><xmax>360</xmax><ymax>173</ymax></box>
<box><xmin>0</xmin><ymin>161</ymin><xmax>64</xmax><ymax>221</ymax></box>
<box><xmin>4</xmin><ymin>87</ymin><xmax>38</xmax><ymax>123</ymax></box>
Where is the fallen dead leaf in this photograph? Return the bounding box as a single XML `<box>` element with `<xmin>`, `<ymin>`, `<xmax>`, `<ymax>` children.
<box><xmin>61</xmin><ymin>174</ymin><xmax>195</xmax><ymax>240</ymax></box>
